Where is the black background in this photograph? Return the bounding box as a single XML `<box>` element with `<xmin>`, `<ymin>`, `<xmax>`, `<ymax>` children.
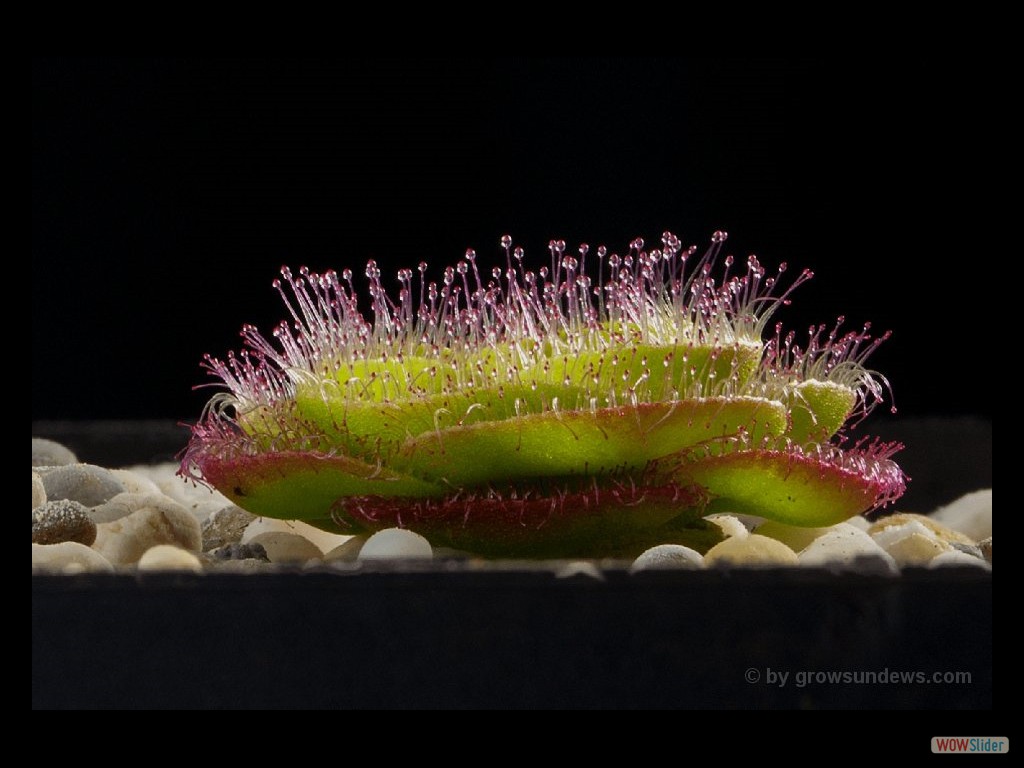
<box><xmin>31</xmin><ymin>60</ymin><xmax>996</xmax><ymax>722</ymax></box>
<box><xmin>32</xmin><ymin>58</ymin><xmax>988</xmax><ymax>422</ymax></box>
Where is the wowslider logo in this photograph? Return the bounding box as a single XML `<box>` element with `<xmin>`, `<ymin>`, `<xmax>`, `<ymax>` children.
<box><xmin>932</xmin><ymin>737</ymin><xmax>1008</xmax><ymax>754</ymax></box>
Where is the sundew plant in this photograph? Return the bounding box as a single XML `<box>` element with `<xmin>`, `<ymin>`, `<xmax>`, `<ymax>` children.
<box><xmin>182</xmin><ymin>231</ymin><xmax>905</xmax><ymax>557</ymax></box>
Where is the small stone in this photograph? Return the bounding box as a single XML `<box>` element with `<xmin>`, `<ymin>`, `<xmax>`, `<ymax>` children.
<box><xmin>201</xmin><ymin>505</ymin><xmax>257</xmax><ymax>550</ymax></box>
<box><xmin>928</xmin><ymin>550</ymin><xmax>991</xmax><ymax>570</ymax></box>
<box><xmin>90</xmin><ymin>492</ymin><xmax>167</xmax><ymax>524</ymax></box>
<box><xmin>32</xmin><ymin>499</ymin><xmax>97</xmax><ymax>545</ymax></box>
<box><xmin>842</xmin><ymin>516</ymin><xmax>872</xmax><ymax>532</ymax></box>
<box><xmin>109</xmin><ymin>469</ymin><xmax>161</xmax><ymax>495</ymax></box>
<box><xmin>869</xmin><ymin>513</ymin><xmax>975</xmax><ymax>547</ymax></box>
<box><xmin>92</xmin><ymin>496</ymin><xmax>202</xmax><ymax>565</ymax></box>
<box><xmin>705</xmin><ymin>514</ymin><xmax>750</xmax><ymax>540</ymax></box>
<box><xmin>323</xmin><ymin>536</ymin><xmax>367</xmax><ymax>562</ymax></box>
<box><xmin>704</xmin><ymin>534</ymin><xmax>798</xmax><ymax>567</ymax></box>
<box><xmin>630</xmin><ymin>544</ymin><xmax>705</xmax><ymax>572</ymax></box>
<box><xmin>754</xmin><ymin>519</ymin><xmax>836</xmax><ymax>551</ymax></box>
<box><xmin>32</xmin><ymin>472</ymin><xmax>46</xmax><ymax>510</ymax></box>
<box><xmin>32</xmin><ymin>542</ymin><xmax>113</xmax><ymax>573</ymax></box>
<box><xmin>883</xmin><ymin>533</ymin><xmax>948</xmax><ymax>566</ymax></box>
<box><xmin>870</xmin><ymin>520</ymin><xmax>950</xmax><ymax>566</ymax></box>
<box><xmin>204</xmin><ymin>557</ymin><xmax>276</xmax><ymax>574</ymax></box>
<box><xmin>358</xmin><ymin>528</ymin><xmax>433</xmax><ymax>561</ymax></box>
<box><xmin>293</xmin><ymin>524</ymin><xmax>352</xmax><ymax>554</ymax></box>
<box><xmin>979</xmin><ymin>537</ymin><xmax>992</xmax><ymax>563</ymax></box>
<box><xmin>555</xmin><ymin>561</ymin><xmax>605</xmax><ymax>580</ymax></box>
<box><xmin>41</xmin><ymin>464</ymin><xmax>125</xmax><ymax>507</ymax></box>
<box><xmin>138</xmin><ymin>545</ymin><xmax>203</xmax><ymax>572</ymax></box>
<box><xmin>247</xmin><ymin>531</ymin><xmax>322</xmax><ymax>564</ymax></box>
<box><xmin>798</xmin><ymin>523</ymin><xmax>898</xmax><ymax>575</ymax></box>
<box><xmin>208</xmin><ymin>542</ymin><xmax>269</xmax><ymax>561</ymax></box>
<box><xmin>241</xmin><ymin>517</ymin><xmax>352</xmax><ymax>553</ymax></box>
<box><xmin>131</xmin><ymin>462</ymin><xmax>232</xmax><ymax>510</ymax></box>
<box><xmin>930</xmin><ymin>489</ymin><xmax>992</xmax><ymax>541</ymax></box>
<box><xmin>32</xmin><ymin>437</ymin><xmax>78</xmax><ymax>467</ymax></box>
<box><xmin>175</xmin><ymin>495</ymin><xmax>229</xmax><ymax>528</ymax></box>
<box><xmin>950</xmin><ymin>541</ymin><xmax>985</xmax><ymax>560</ymax></box>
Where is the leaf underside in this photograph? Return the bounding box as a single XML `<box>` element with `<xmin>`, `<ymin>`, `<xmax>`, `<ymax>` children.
<box><xmin>331</xmin><ymin>481</ymin><xmax>722</xmax><ymax>558</ymax></box>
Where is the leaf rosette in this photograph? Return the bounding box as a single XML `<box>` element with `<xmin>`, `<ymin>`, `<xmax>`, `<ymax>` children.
<box><xmin>182</xmin><ymin>231</ymin><xmax>905</xmax><ymax>556</ymax></box>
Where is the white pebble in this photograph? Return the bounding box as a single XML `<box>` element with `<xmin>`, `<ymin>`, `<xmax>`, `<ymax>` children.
<box><xmin>869</xmin><ymin>513</ymin><xmax>974</xmax><ymax>546</ymax></box>
<box><xmin>92</xmin><ymin>496</ymin><xmax>202</xmax><ymax>565</ymax></box>
<box><xmin>247</xmin><ymin>531</ymin><xmax>323</xmax><ymax>563</ymax></box>
<box><xmin>555</xmin><ymin>561</ymin><xmax>605</xmax><ymax>580</ymax></box>
<box><xmin>884</xmin><ymin>534</ymin><xmax>948</xmax><ymax>566</ymax></box>
<box><xmin>42</xmin><ymin>463</ymin><xmax>125</xmax><ymax>507</ymax></box>
<box><xmin>130</xmin><ymin>462</ymin><xmax>232</xmax><ymax>509</ymax></box>
<box><xmin>704</xmin><ymin>534</ymin><xmax>798</xmax><ymax>567</ymax></box>
<box><xmin>705</xmin><ymin>514</ymin><xmax>750</xmax><ymax>540</ymax></box>
<box><xmin>358</xmin><ymin>528</ymin><xmax>433</xmax><ymax>561</ymax></box>
<box><xmin>90</xmin><ymin>492</ymin><xmax>172</xmax><ymax>524</ymax></box>
<box><xmin>296</xmin><ymin>526</ymin><xmax>353</xmax><ymax>554</ymax></box>
<box><xmin>754</xmin><ymin>519</ymin><xmax>835</xmax><ymax>551</ymax></box>
<box><xmin>32</xmin><ymin>437</ymin><xmax>78</xmax><ymax>467</ymax></box>
<box><xmin>630</xmin><ymin>544</ymin><xmax>705</xmax><ymax>572</ymax></box>
<box><xmin>137</xmin><ymin>545</ymin><xmax>203</xmax><ymax>573</ymax></box>
<box><xmin>798</xmin><ymin>524</ymin><xmax>898</xmax><ymax>574</ymax></box>
<box><xmin>32</xmin><ymin>542</ymin><xmax>114</xmax><ymax>574</ymax></box>
<box><xmin>32</xmin><ymin>472</ymin><xmax>46</xmax><ymax>510</ymax></box>
<box><xmin>930</xmin><ymin>489</ymin><xmax>992</xmax><ymax>541</ymax></box>
<box><xmin>871</xmin><ymin>521</ymin><xmax>949</xmax><ymax>566</ymax></box>
<box><xmin>843</xmin><ymin>515</ymin><xmax>872</xmax><ymax>532</ymax></box>
<box><xmin>242</xmin><ymin>517</ymin><xmax>353</xmax><ymax>554</ymax></box>
<box><xmin>180</xmin><ymin>498</ymin><xmax>227</xmax><ymax>524</ymax></box>
<box><xmin>929</xmin><ymin>550</ymin><xmax>991</xmax><ymax>570</ymax></box>
<box><xmin>109</xmin><ymin>469</ymin><xmax>161</xmax><ymax>495</ymax></box>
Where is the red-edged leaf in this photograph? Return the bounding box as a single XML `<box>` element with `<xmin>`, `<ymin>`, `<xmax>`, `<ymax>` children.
<box><xmin>333</xmin><ymin>480</ymin><xmax>721</xmax><ymax>558</ymax></box>
<box><xmin>197</xmin><ymin>451</ymin><xmax>445</xmax><ymax>522</ymax></box>
<box><xmin>673</xmin><ymin>442</ymin><xmax>906</xmax><ymax>527</ymax></box>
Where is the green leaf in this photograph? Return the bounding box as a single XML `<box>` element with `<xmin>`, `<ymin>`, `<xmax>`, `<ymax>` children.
<box><xmin>673</xmin><ymin>448</ymin><xmax>886</xmax><ymax>527</ymax></box>
<box><xmin>275</xmin><ymin>341</ymin><xmax>764</xmax><ymax>463</ymax></box>
<box><xmin>199</xmin><ymin>451</ymin><xmax>445</xmax><ymax>522</ymax></box>
<box><xmin>388</xmin><ymin>396</ymin><xmax>788</xmax><ymax>488</ymax></box>
<box><xmin>786</xmin><ymin>380</ymin><xmax>857</xmax><ymax>444</ymax></box>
